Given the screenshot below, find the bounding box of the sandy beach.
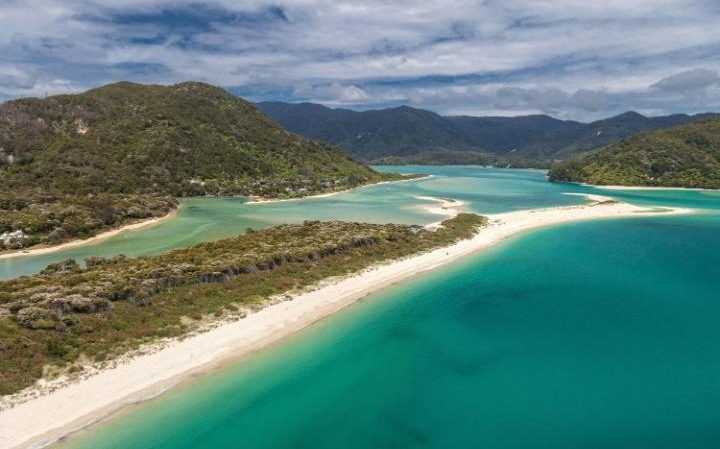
[416,196,466,229]
[590,184,719,192]
[0,208,180,261]
[245,176,427,205]
[0,196,692,449]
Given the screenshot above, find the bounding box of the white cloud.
[294,83,369,103]
[651,68,720,93]
[0,0,719,118]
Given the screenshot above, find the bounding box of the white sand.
[0,208,179,261]
[245,190,343,204]
[415,196,466,229]
[0,197,692,449]
[588,184,719,192]
[245,177,426,205]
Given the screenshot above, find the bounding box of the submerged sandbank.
[0,196,692,449]
[415,196,466,229]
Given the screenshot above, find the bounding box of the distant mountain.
[373,150,501,167]
[549,116,720,188]
[444,114,585,158]
[0,82,391,250]
[257,101,716,164]
[257,102,474,161]
[544,111,718,159]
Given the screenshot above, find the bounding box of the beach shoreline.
[0,197,693,449]
[0,207,180,261]
[245,176,427,205]
[587,184,719,192]
[416,196,466,229]
[0,176,423,261]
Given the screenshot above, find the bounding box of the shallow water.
[5,166,720,448]
[1,167,587,279]
[58,211,720,449]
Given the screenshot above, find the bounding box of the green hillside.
[549,117,720,188]
[0,82,392,250]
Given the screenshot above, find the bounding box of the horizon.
[1,1,719,121]
[4,79,716,124]
[255,98,719,123]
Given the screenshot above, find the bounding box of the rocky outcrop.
[0,147,14,165]
[0,230,26,245]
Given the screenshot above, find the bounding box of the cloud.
[495,87,568,113]
[493,87,611,114]
[570,89,609,112]
[294,82,369,103]
[0,0,719,119]
[651,68,720,94]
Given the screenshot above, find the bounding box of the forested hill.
[1,82,385,197]
[548,116,720,188]
[257,101,715,165]
[0,82,392,250]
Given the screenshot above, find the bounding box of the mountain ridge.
[257,101,716,164]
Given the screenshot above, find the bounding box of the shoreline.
[416,196,466,229]
[245,176,427,205]
[0,198,693,449]
[585,184,720,192]
[0,207,180,261]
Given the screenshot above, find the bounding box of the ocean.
[14,166,720,448]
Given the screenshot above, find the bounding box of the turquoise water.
[5,165,720,447]
[59,212,720,449]
[7,165,716,280]
[1,167,585,280]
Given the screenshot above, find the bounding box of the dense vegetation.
[257,102,715,164]
[373,149,547,168]
[0,194,177,250]
[549,117,720,188]
[0,82,396,250]
[0,214,486,395]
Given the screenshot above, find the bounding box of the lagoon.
[1,167,586,280]
[5,166,720,448]
[59,211,720,449]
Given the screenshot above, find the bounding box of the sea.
[13,166,720,449]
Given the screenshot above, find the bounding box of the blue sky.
[1,0,719,120]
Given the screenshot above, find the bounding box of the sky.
[1,0,719,121]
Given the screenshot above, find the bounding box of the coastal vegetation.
[549,116,720,188]
[0,213,486,396]
[0,194,176,251]
[0,81,399,251]
[373,149,548,168]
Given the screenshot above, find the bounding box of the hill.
[257,101,715,164]
[0,82,392,250]
[257,102,475,160]
[548,117,720,188]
